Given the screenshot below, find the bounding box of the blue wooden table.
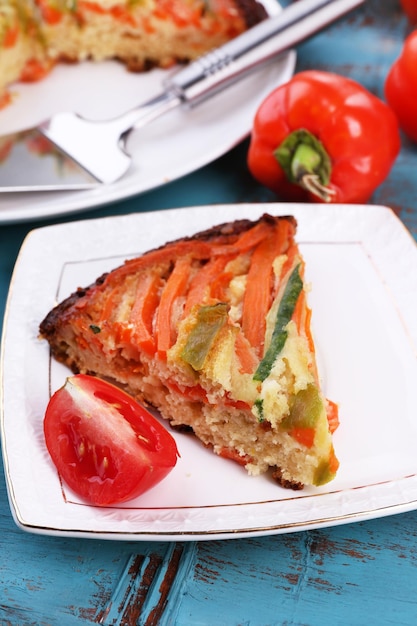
[1,1,417,624]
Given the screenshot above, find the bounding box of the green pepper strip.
[281,384,322,430]
[254,398,265,422]
[253,264,303,382]
[181,303,228,371]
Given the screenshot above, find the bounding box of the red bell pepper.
[247,70,401,204]
[400,0,417,23]
[385,30,417,143]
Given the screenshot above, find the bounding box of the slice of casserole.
[35,0,267,70]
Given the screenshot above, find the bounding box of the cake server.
[0,0,365,192]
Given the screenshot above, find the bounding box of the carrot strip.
[166,380,208,403]
[219,447,253,466]
[278,243,298,286]
[241,220,292,356]
[0,91,12,111]
[130,271,161,355]
[234,332,258,374]
[106,219,295,289]
[292,288,315,353]
[289,427,316,448]
[113,322,134,345]
[36,0,63,24]
[153,0,202,27]
[241,234,275,354]
[210,271,234,301]
[155,256,192,355]
[224,397,251,410]
[212,220,275,256]
[78,1,137,25]
[326,400,340,434]
[226,220,273,252]
[106,240,212,286]
[78,1,106,14]
[291,284,304,330]
[98,286,120,324]
[20,58,54,82]
[328,446,340,474]
[3,24,19,48]
[183,256,232,316]
[303,304,315,355]
[291,278,319,380]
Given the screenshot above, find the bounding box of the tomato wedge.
[44,374,179,506]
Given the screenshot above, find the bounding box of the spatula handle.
[165,0,365,106]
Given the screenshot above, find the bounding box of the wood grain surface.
[1,0,417,624]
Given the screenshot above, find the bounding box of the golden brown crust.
[235,0,269,26]
[39,213,297,346]
[179,214,296,243]
[272,468,304,491]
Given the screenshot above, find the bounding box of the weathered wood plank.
[1,0,417,624]
[170,516,417,625]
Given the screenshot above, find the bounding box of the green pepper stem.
[274,129,335,202]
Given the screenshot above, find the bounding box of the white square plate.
[1,203,417,540]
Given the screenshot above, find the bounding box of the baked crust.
[40,215,297,342]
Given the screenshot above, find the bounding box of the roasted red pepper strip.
[385,30,417,143]
[247,71,401,204]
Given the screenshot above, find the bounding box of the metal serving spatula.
[0,0,364,192]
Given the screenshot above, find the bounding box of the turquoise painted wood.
[2,0,417,624]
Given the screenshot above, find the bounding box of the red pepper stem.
[274,129,335,202]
